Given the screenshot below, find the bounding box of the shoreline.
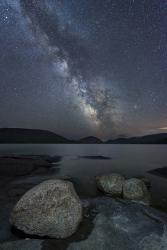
[0,153,167,249]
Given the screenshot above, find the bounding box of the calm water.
[0,144,167,207]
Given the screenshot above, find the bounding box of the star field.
[0,0,167,139]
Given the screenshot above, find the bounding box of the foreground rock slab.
[123,178,151,204]
[0,154,61,177]
[10,179,82,238]
[0,240,43,250]
[68,197,167,250]
[96,174,125,197]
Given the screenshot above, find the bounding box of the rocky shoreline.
[0,154,167,250]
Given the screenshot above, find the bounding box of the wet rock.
[0,154,61,163]
[10,179,82,238]
[0,240,43,250]
[0,200,14,242]
[68,197,167,250]
[96,174,125,197]
[0,154,62,177]
[123,178,151,204]
[0,160,35,177]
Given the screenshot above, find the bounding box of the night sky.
[0,0,167,140]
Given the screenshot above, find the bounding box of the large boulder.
[123,178,151,204]
[10,179,82,238]
[96,174,125,197]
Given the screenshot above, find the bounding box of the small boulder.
[123,178,151,205]
[96,174,125,197]
[135,176,151,189]
[10,179,82,238]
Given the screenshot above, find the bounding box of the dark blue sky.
[0,0,167,139]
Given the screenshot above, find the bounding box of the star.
[0,0,166,139]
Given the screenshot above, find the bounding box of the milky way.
[0,0,167,139]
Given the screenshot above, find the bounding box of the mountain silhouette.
[0,128,167,144]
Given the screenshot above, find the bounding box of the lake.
[0,144,167,208]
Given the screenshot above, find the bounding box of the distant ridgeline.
[0,128,167,144]
[0,128,70,144]
[106,133,167,144]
